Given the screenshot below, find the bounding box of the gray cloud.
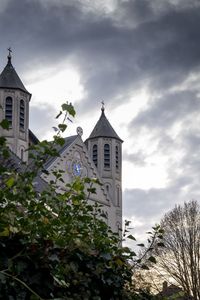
[123,173,199,221]
[1,0,200,237]
[1,0,200,112]
[178,131,200,178]
[29,104,57,139]
[123,174,200,243]
[123,150,147,166]
[130,90,200,132]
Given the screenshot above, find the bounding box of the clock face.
[73,162,81,176]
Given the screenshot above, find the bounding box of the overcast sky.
[1,0,200,242]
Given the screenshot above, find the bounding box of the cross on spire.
[101,100,105,112]
[7,47,12,64]
[7,47,12,58]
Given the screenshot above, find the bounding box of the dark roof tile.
[0,56,30,94]
[86,108,122,142]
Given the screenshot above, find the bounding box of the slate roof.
[29,129,40,145]
[0,149,23,173]
[86,108,122,142]
[0,149,48,193]
[44,135,78,169]
[0,56,30,94]
[0,134,77,192]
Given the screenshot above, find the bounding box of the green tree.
[0,103,163,299]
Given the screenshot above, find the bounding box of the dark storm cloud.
[1,0,200,235]
[123,173,200,242]
[178,130,200,176]
[126,89,200,174]
[124,90,200,230]
[1,0,200,112]
[123,173,198,221]
[77,2,200,110]
[117,0,154,23]
[129,90,200,133]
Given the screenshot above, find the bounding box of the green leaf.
[84,177,91,184]
[148,256,156,264]
[58,124,67,132]
[61,102,76,117]
[56,111,62,119]
[157,242,165,247]
[0,119,9,130]
[158,234,163,239]
[125,220,131,226]
[0,136,6,145]
[72,199,80,206]
[115,258,124,266]
[54,136,65,146]
[122,247,131,253]
[141,264,149,270]
[127,234,136,241]
[0,227,10,236]
[137,243,145,247]
[2,148,10,158]
[87,187,96,194]
[6,176,15,188]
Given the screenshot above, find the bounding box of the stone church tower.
[85,105,123,230]
[0,52,123,232]
[0,52,31,161]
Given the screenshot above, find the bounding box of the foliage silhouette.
[0,103,163,299]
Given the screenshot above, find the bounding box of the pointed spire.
[0,49,30,95]
[86,104,123,142]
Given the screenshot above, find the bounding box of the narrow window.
[20,100,25,129]
[116,145,119,170]
[92,144,98,166]
[116,222,121,234]
[117,186,120,207]
[5,97,13,126]
[104,144,110,168]
[21,148,24,161]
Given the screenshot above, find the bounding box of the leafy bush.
[0,103,163,299]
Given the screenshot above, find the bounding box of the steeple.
[85,104,123,233]
[0,49,30,94]
[0,50,31,162]
[87,104,122,142]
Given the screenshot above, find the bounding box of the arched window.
[116,145,119,170]
[117,186,120,207]
[92,144,98,166]
[20,99,25,129]
[116,222,121,234]
[104,144,110,168]
[21,148,24,161]
[5,97,13,126]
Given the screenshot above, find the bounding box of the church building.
[0,52,123,233]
